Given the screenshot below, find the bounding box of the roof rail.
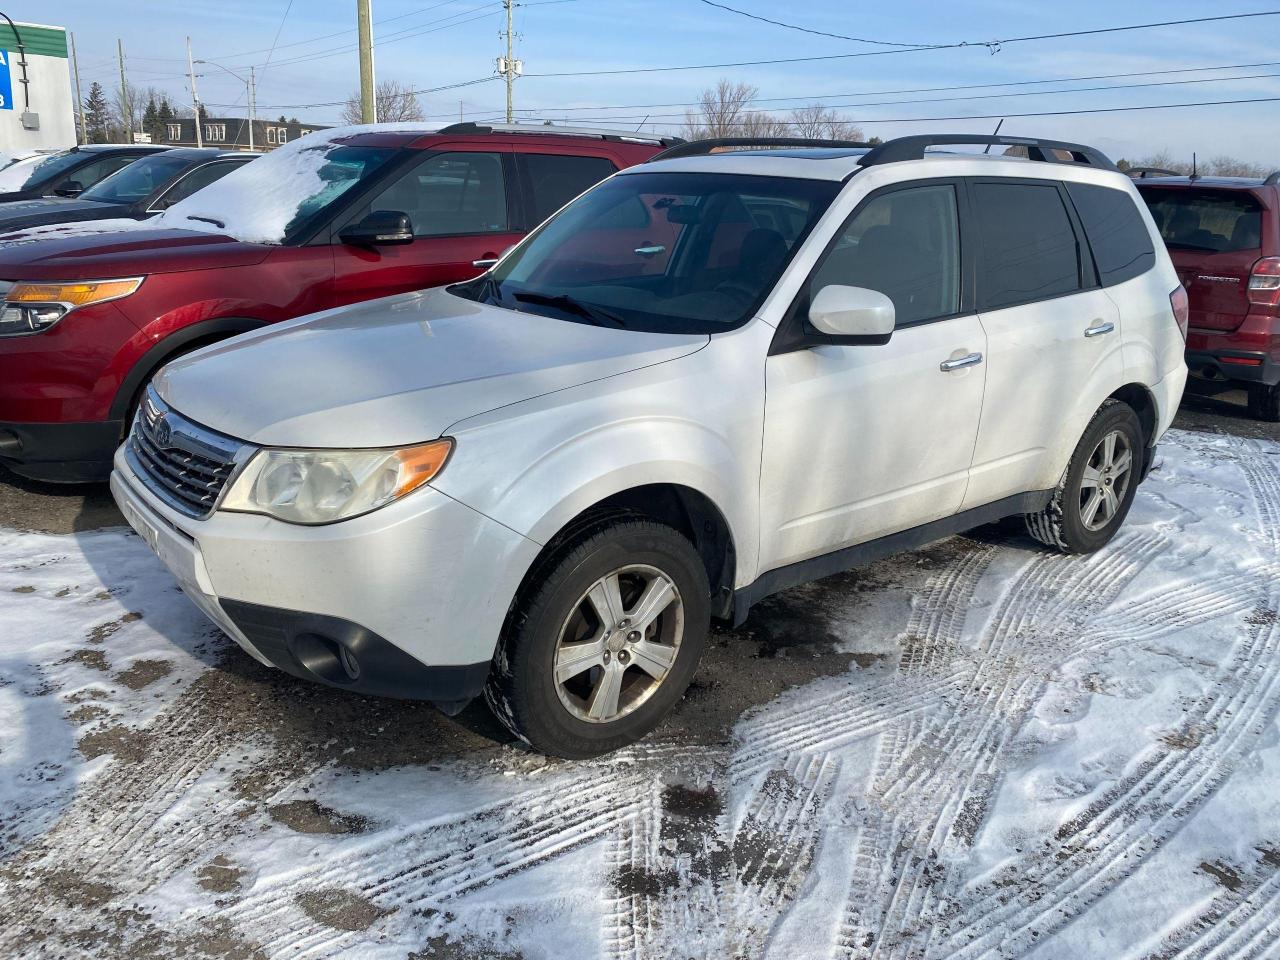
[435,121,683,147]
[1126,166,1181,179]
[646,136,873,164]
[856,134,1118,171]
[1266,171,1280,186]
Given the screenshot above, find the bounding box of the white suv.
[111,134,1188,758]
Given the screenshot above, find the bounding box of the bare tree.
[787,103,863,141]
[682,79,790,139]
[341,79,426,125]
[1205,155,1271,178]
[112,81,141,142]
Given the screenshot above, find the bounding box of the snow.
[0,153,52,191]
[151,123,436,245]
[1,428,1278,958]
[0,218,146,246]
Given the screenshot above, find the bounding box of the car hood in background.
[0,197,130,234]
[155,287,709,448]
[0,227,273,277]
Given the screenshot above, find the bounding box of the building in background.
[0,21,74,152]
[157,117,329,151]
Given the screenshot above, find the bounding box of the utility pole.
[117,38,131,142]
[69,32,85,144]
[187,37,203,147]
[497,0,521,123]
[357,0,376,123]
[248,65,256,150]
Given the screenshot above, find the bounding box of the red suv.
[0,124,677,481]
[1135,172,1280,420]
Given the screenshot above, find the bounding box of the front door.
[760,182,987,571]
[329,148,524,307]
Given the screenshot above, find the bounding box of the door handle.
[1084,320,1115,338]
[472,255,499,269]
[940,352,983,372]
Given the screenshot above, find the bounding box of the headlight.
[0,277,143,337]
[220,439,453,524]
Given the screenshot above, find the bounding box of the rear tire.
[484,520,709,759]
[1247,381,1280,422]
[1025,399,1144,554]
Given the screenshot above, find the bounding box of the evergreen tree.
[83,82,111,144]
[143,95,159,143]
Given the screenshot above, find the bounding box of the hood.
[0,197,127,234]
[0,227,273,279]
[155,287,708,447]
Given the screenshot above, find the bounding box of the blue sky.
[33,0,1280,164]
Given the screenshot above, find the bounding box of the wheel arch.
[1107,381,1159,452]
[108,316,268,425]
[515,482,739,621]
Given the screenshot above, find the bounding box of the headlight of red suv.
[0,277,144,337]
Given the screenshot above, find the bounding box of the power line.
[693,0,926,47]
[525,10,1280,77]
[496,68,1280,124]
[259,0,296,79]
[227,75,499,112]
[486,59,1280,115]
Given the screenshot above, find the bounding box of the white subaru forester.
[112,133,1188,758]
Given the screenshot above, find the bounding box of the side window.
[59,155,134,192]
[153,161,247,209]
[809,183,961,326]
[368,152,508,237]
[519,153,617,224]
[1066,182,1155,286]
[973,181,1081,311]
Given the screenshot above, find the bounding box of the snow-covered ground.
[0,428,1277,959]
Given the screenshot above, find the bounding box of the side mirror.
[339,210,414,247]
[808,284,895,344]
[54,180,84,198]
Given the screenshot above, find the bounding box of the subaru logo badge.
[153,414,173,449]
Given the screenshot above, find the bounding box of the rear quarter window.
[1065,182,1156,286]
[1138,187,1264,254]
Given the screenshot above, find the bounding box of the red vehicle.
[1135,172,1280,420]
[0,124,677,481]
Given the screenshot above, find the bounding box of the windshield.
[81,153,196,204]
[154,141,398,244]
[1139,187,1264,253]
[452,171,839,334]
[0,150,81,192]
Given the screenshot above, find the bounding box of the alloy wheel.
[1079,428,1133,532]
[553,564,684,723]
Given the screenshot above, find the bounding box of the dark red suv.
[1136,172,1280,420]
[0,124,677,481]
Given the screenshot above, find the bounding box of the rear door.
[1138,186,1263,332]
[516,151,619,228]
[963,178,1125,509]
[329,146,524,306]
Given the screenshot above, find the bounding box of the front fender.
[431,329,768,587]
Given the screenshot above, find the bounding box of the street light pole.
[195,59,256,150]
[187,37,203,147]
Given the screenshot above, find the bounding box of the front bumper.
[0,419,123,482]
[110,448,540,701]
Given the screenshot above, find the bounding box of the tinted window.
[153,159,250,208]
[810,184,960,326]
[521,154,617,224]
[1138,187,1263,253]
[55,155,137,193]
[81,153,196,203]
[369,152,507,237]
[1066,182,1155,286]
[973,181,1081,310]
[452,171,838,334]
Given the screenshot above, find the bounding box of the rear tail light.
[1169,285,1189,340]
[1249,257,1280,307]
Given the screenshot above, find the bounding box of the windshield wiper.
[186,214,226,228]
[512,291,627,328]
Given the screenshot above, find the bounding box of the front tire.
[1025,399,1144,554]
[485,520,710,759]
[1247,381,1280,422]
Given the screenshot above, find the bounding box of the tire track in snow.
[834,532,1164,959]
[1140,845,1280,960]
